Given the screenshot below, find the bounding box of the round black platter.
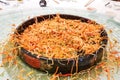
[15,14,108,75]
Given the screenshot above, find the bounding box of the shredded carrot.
[54,66,59,75]
[50,66,59,80]
[26,71,34,76]
[50,74,59,80]
[104,67,111,80]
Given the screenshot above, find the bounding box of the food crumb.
[0,8,2,10]
[11,24,16,27]
[28,16,30,19]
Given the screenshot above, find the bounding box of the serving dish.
[14,14,108,75]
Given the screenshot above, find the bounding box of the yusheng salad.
[13,15,107,59]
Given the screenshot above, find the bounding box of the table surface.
[0,0,120,19]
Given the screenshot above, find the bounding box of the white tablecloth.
[0,0,120,18]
